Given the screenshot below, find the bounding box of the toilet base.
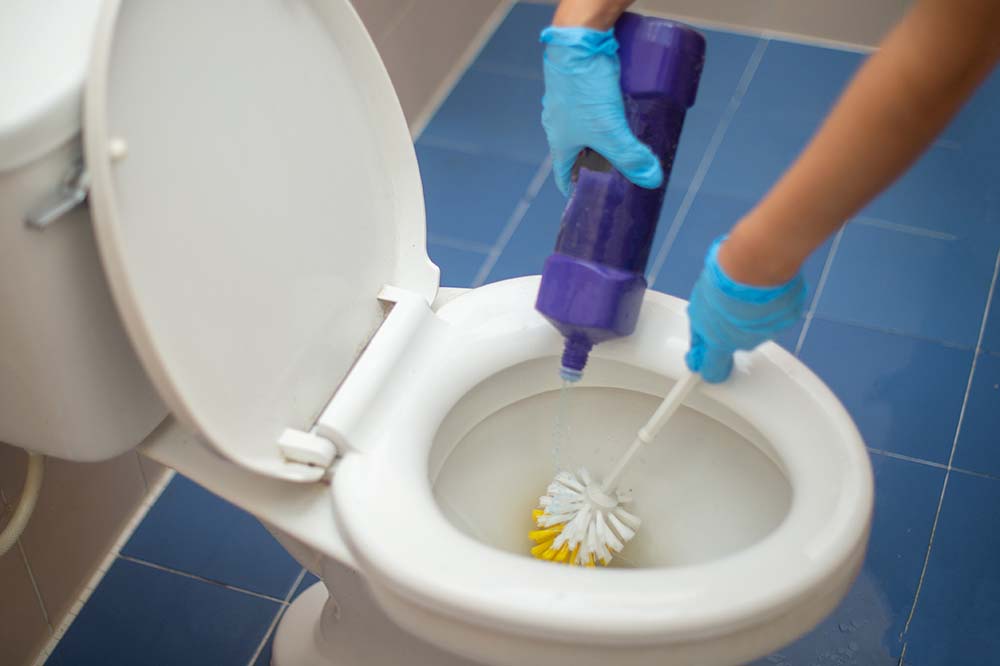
[271,572,480,666]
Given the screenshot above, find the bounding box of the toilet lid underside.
[84,0,437,482]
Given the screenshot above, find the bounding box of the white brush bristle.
[531,467,642,566]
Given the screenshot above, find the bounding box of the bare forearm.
[722,0,1000,285]
[553,0,633,29]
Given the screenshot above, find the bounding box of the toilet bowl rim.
[329,280,875,642]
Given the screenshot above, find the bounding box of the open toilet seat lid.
[84,0,438,481]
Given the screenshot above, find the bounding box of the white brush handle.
[601,371,700,492]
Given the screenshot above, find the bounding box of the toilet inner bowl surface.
[432,358,792,569]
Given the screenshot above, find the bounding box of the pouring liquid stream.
[551,379,574,472]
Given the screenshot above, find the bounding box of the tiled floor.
[47,3,1000,665]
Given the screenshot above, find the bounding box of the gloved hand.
[540,26,663,196]
[686,237,807,383]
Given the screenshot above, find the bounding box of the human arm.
[721,0,1000,285]
[552,0,633,30]
[687,0,1000,382]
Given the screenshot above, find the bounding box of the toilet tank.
[0,0,166,460]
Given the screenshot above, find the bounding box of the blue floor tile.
[429,242,488,288]
[857,143,1000,246]
[485,176,562,282]
[651,191,751,297]
[750,452,943,665]
[701,41,864,200]
[739,40,865,120]
[420,68,546,163]
[774,319,803,353]
[904,471,1000,665]
[817,222,996,348]
[253,622,279,666]
[692,30,763,114]
[650,190,831,300]
[122,476,302,599]
[953,352,1000,477]
[48,558,279,666]
[799,319,972,464]
[472,2,553,79]
[665,107,719,191]
[940,66,1000,153]
[665,31,762,188]
[642,183,687,281]
[699,105,813,201]
[416,143,539,246]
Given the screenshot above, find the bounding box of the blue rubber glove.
[686,238,807,383]
[540,27,663,196]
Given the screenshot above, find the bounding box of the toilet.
[1,2,874,666]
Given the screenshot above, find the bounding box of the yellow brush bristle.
[530,539,555,557]
[530,509,608,567]
[529,526,562,541]
[529,512,565,562]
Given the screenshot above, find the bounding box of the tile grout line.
[472,155,552,286]
[18,539,52,631]
[866,448,1000,481]
[416,134,545,166]
[245,567,309,666]
[804,311,979,352]
[117,554,291,605]
[31,467,176,666]
[0,486,53,632]
[899,244,1000,647]
[427,234,494,254]
[866,448,950,472]
[851,216,958,241]
[794,227,845,356]
[947,465,1000,482]
[645,37,769,287]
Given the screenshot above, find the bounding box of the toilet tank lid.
[84,0,438,482]
[0,0,105,172]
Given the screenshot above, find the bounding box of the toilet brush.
[530,371,700,567]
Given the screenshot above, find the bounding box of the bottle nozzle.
[560,337,592,383]
[559,366,583,383]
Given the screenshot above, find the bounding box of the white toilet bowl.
[3,1,873,664]
[143,275,872,666]
[307,277,874,666]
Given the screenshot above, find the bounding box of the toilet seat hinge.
[278,429,337,470]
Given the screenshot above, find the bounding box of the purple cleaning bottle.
[535,13,705,381]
